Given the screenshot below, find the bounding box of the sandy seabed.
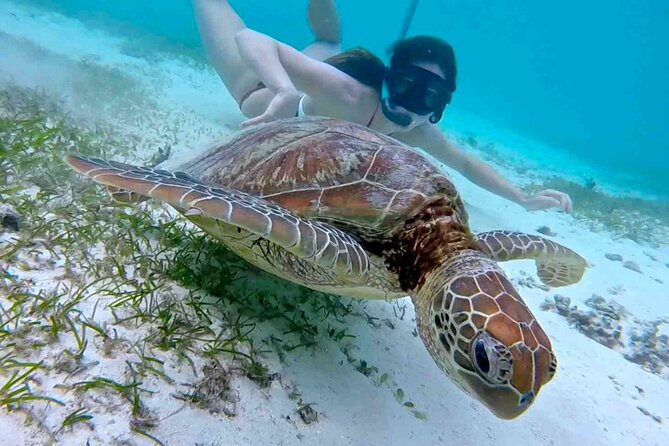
[1,1,668,445]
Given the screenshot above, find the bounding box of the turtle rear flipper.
[475,230,586,287]
[65,154,370,281]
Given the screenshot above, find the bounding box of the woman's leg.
[302,0,342,60]
[193,0,342,117]
[192,0,261,105]
[235,0,344,118]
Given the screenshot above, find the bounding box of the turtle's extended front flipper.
[105,185,149,204]
[475,230,586,287]
[65,155,370,281]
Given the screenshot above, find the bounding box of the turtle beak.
[459,372,536,419]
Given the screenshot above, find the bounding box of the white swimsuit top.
[296,95,307,117]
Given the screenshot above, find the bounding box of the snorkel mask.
[382,64,453,127]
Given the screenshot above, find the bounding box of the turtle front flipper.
[475,230,586,287]
[64,155,370,281]
[106,185,150,204]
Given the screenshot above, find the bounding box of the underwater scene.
[0,1,667,445]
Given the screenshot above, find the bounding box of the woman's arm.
[234,28,364,125]
[235,29,301,96]
[397,124,573,212]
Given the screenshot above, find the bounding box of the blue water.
[23,0,669,198]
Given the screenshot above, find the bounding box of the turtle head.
[413,249,557,420]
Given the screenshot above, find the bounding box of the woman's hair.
[323,48,386,94]
[323,37,457,95]
[387,35,457,93]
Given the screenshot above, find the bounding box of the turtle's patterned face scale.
[417,250,557,420]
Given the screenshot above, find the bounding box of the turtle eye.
[548,352,558,379]
[473,338,490,374]
[470,333,513,384]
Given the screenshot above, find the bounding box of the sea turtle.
[65,117,586,419]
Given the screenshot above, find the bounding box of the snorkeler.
[192,0,573,213]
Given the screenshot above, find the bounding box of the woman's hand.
[240,89,302,128]
[520,189,573,213]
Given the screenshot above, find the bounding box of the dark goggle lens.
[391,76,415,95]
[385,65,452,115]
[424,86,448,110]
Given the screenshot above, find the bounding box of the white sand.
[1,1,668,445]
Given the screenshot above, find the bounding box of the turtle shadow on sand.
[163,231,395,416]
[166,231,368,357]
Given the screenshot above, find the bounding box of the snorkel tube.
[381,96,413,127]
[381,0,421,128]
[399,0,420,41]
